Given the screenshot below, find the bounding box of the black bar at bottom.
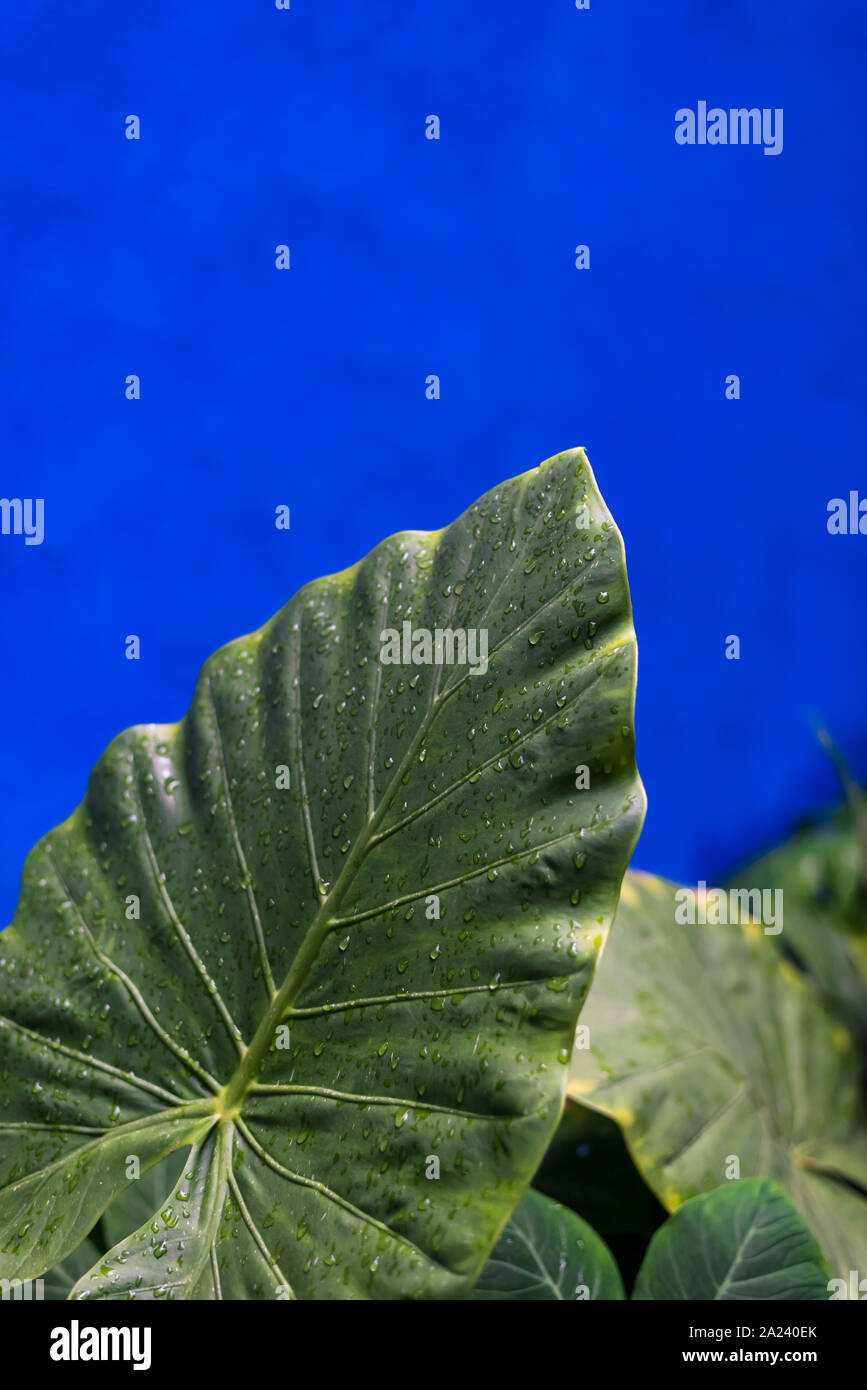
[5,1294,863,1376]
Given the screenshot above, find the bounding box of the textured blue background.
[1,1,865,926]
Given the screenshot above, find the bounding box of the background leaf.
[569,871,867,1290]
[728,800,867,1050]
[0,448,644,1300]
[632,1179,831,1301]
[469,1187,625,1300]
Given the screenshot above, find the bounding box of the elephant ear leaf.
[469,1187,625,1300]
[0,447,643,1300]
[632,1179,831,1301]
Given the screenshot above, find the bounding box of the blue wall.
[1,0,865,924]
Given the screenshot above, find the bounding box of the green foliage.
[569,869,867,1292]
[728,799,867,1049]
[3,444,865,1303]
[0,449,643,1300]
[475,1181,830,1301]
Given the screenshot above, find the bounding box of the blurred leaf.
[810,719,867,919]
[569,870,867,1288]
[470,1188,625,1300]
[633,1179,830,1301]
[728,801,867,1048]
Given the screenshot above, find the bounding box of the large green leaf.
[469,1187,625,1299]
[632,1179,830,1301]
[569,871,867,1292]
[0,447,644,1300]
